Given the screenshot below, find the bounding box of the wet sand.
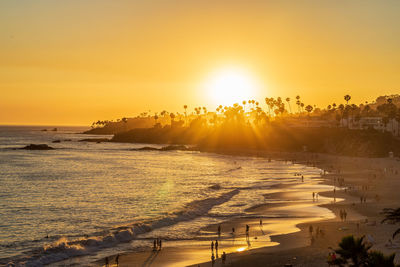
[99,152,400,266]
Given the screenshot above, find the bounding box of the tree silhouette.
[305,105,313,114]
[381,208,400,238]
[183,105,188,125]
[286,97,292,113]
[170,113,175,125]
[154,114,159,126]
[344,94,351,105]
[334,235,371,266]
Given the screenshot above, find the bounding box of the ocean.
[0,126,334,266]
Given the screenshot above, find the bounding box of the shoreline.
[192,152,400,266]
[77,150,400,267]
[91,151,345,267]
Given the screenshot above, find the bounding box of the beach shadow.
[142,250,159,267]
[247,238,251,248]
[259,225,266,235]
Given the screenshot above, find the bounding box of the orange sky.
[1,1,400,125]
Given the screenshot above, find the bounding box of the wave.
[2,190,239,266]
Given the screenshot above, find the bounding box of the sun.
[204,67,260,107]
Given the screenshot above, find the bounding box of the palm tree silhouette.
[334,235,371,266]
[183,105,188,125]
[344,94,351,105]
[285,97,292,113]
[169,113,175,125]
[381,208,400,238]
[154,114,159,126]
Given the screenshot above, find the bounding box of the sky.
[1,0,400,125]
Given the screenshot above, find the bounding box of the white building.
[342,117,399,136]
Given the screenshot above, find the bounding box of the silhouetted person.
[211,253,215,266]
[260,219,263,226]
[115,254,119,266]
[211,241,214,251]
[218,225,221,237]
[246,224,249,238]
[301,175,304,182]
[158,239,162,250]
[215,240,218,251]
[153,239,157,251]
[222,251,226,265]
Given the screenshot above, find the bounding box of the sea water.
[0,126,333,266]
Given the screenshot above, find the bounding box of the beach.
[101,152,400,267]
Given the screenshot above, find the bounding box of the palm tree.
[334,235,371,267]
[154,114,159,126]
[344,94,351,105]
[305,105,313,114]
[286,97,292,113]
[183,105,188,126]
[367,251,397,267]
[169,113,175,125]
[381,208,400,238]
[242,100,247,112]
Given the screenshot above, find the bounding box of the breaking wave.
[3,190,239,266]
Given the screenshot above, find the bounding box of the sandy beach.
[97,152,400,267]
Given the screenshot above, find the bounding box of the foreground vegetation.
[330,235,398,267]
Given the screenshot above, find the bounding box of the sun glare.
[204,67,260,107]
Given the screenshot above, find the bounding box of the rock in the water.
[79,138,110,143]
[160,145,188,151]
[133,146,159,151]
[22,144,54,150]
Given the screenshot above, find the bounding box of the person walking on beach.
[211,241,214,251]
[260,219,263,226]
[246,224,250,239]
[153,239,157,251]
[215,240,219,252]
[115,254,119,267]
[312,192,315,201]
[301,175,304,182]
[232,227,235,235]
[158,239,162,250]
[222,251,226,265]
